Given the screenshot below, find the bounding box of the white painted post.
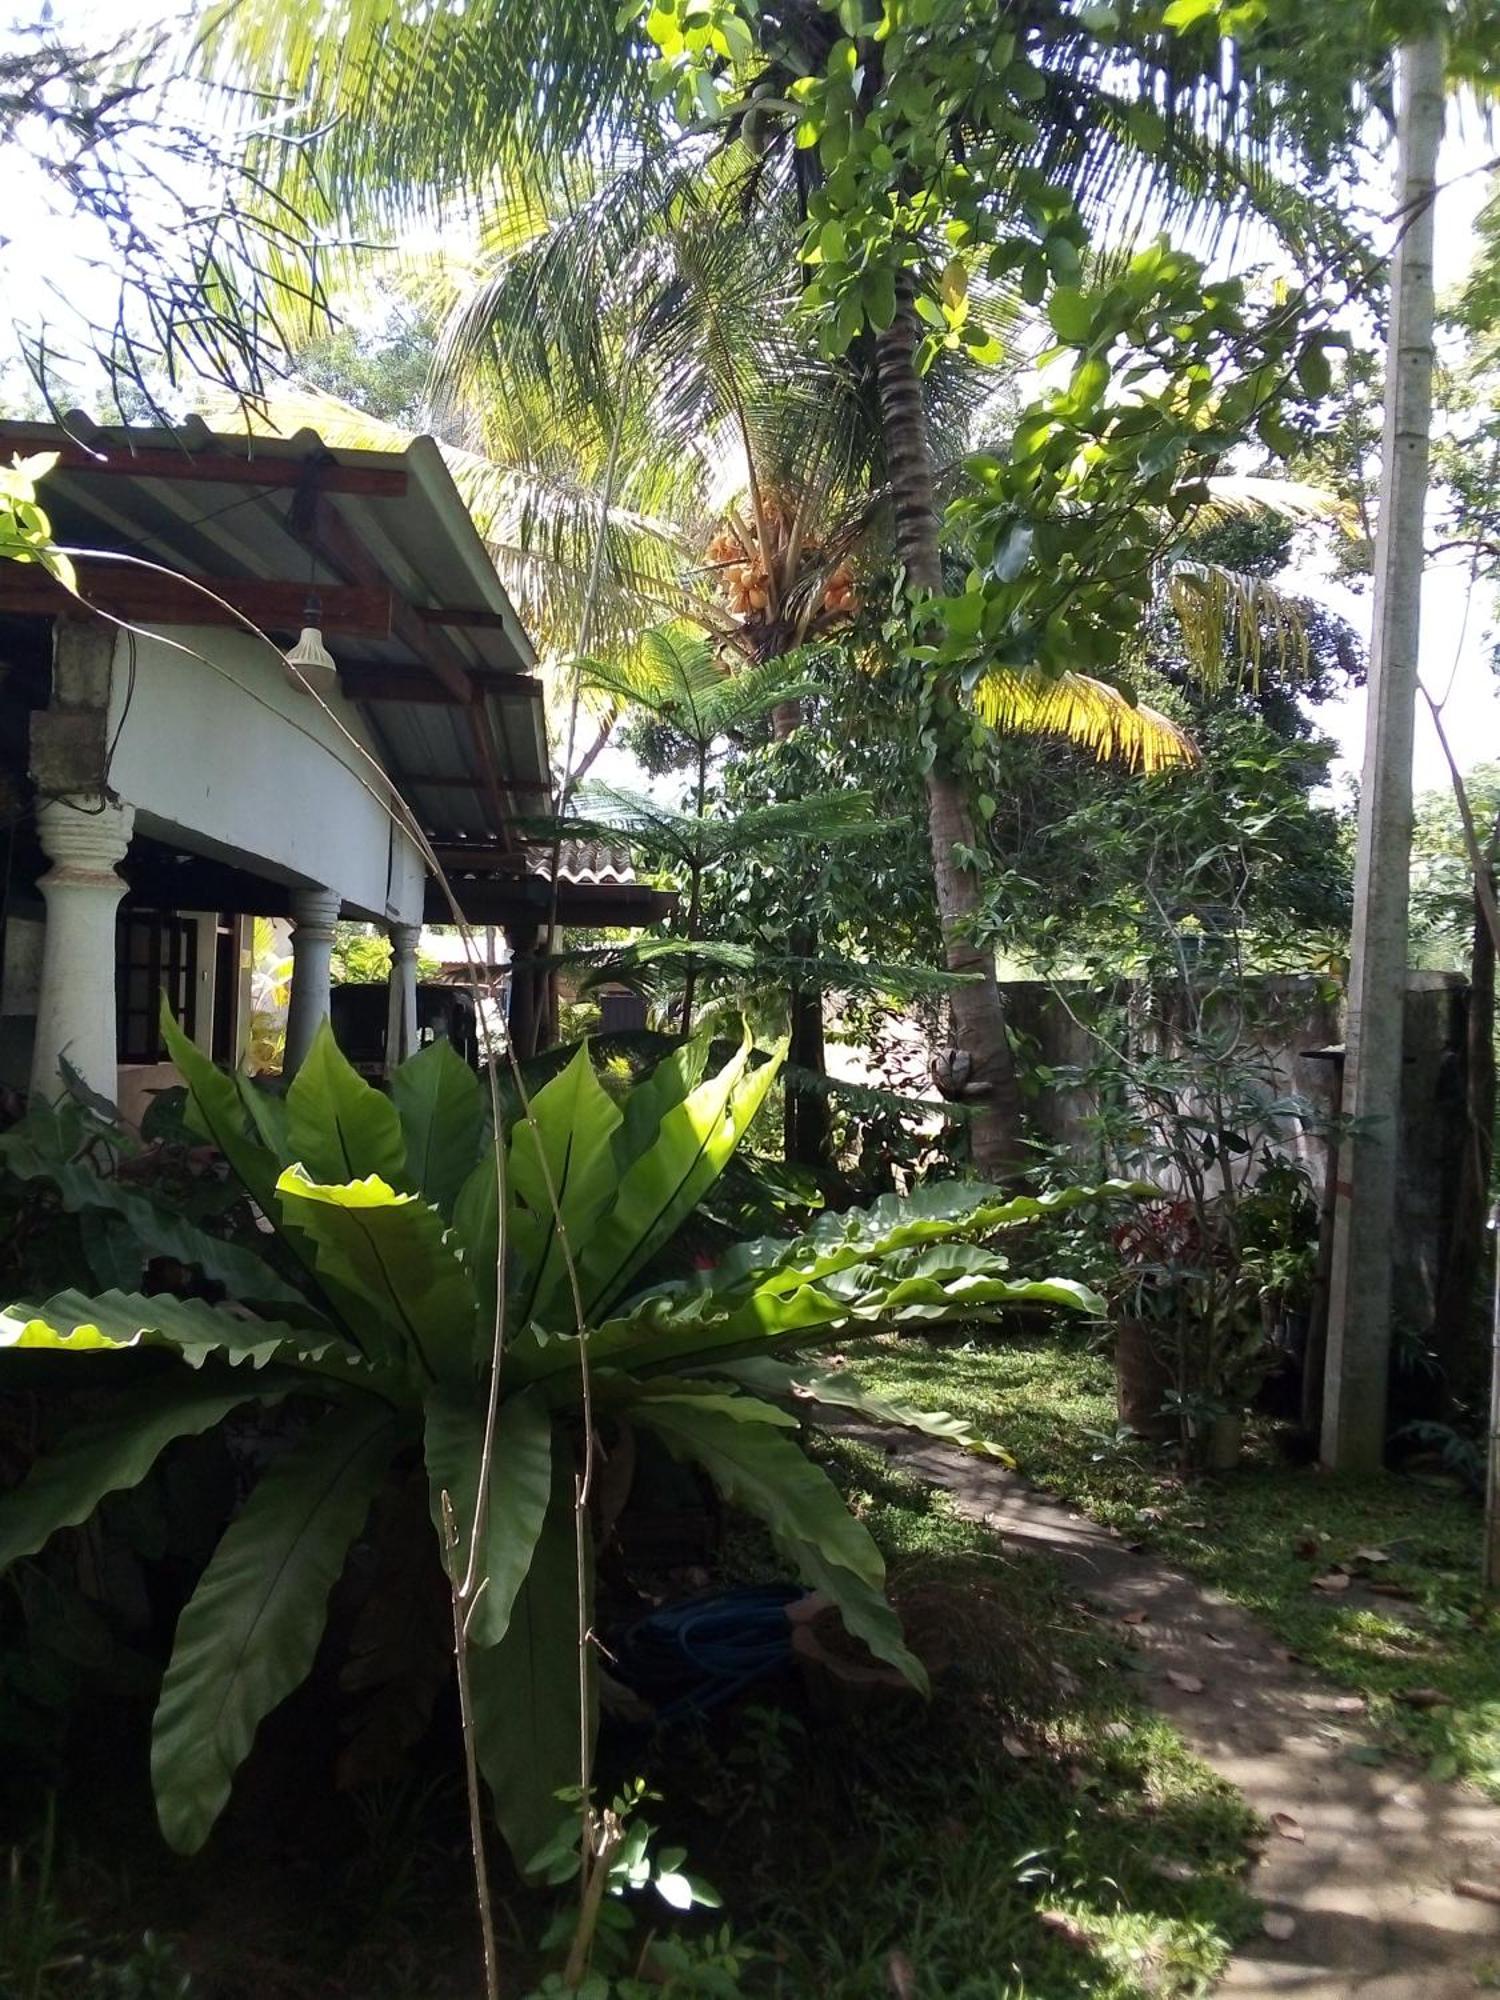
[29,794,134,1107]
[284,886,340,1077]
[386,921,421,1073]
[1321,34,1446,1472]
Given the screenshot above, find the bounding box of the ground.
[8,1326,1499,1997]
[854,1326,1500,1795]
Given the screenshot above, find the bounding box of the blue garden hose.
[613,1584,804,1720]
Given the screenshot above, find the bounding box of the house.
[0,415,672,1116]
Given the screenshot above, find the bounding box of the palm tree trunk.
[873,276,1026,1178]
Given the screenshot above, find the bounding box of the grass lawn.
[653,1442,1258,1999]
[854,1328,1500,1796]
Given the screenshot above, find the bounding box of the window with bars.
[116,912,196,1063]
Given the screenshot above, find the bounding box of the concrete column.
[30,794,134,1106]
[385,921,421,1073]
[284,886,340,1077]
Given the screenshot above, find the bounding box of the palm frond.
[971,670,1196,775]
[1167,562,1312,686]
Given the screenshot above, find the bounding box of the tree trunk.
[770,694,833,1171]
[1320,33,1445,1471]
[873,277,1026,1177]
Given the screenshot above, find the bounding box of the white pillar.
[385,921,421,1073]
[30,794,134,1107]
[284,886,340,1078]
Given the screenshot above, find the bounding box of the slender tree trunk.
[770,693,833,1170]
[679,748,708,1037]
[1321,34,1444,1470]
[873,277,1026,1177]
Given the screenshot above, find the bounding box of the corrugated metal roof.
[0,413,552,852]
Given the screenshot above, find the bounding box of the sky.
[0,8,1495,802]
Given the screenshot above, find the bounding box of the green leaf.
[453,1151,501,1328]
[583,1032,785,1319]
[285,1021,407,1187]
[423,1392,553,1648]
[0,1374,287,1574]
[469,1453,593,1872]
[613,1038,711,1174]
[508,1042,624,1329]
[633,1394,925,1689]
[160,1005,280,1214]
[152,1403,401,1853]
[0,1288,371,1386]
[716,1356,992,1449]
[1162,0,1221,25]
[390,1038,485,1217]
[234,1074,291,1163]
[1047,286,1095,345]
[0,1145,309,1313]
[276,1169,478,1386]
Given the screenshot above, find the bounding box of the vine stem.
[443,1489,501,2000]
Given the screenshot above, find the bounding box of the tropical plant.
[0,1009,1118,1871]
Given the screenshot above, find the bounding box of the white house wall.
[105,624,426,925]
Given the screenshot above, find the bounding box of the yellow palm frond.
[972,669,1197,773]
[1168,559,1311,687]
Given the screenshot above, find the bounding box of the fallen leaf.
[1454,1880,1500,1907]
[1166,1670,1205,1693]
[1038,1911,1092,1951]
[1396,1686,1451,1709]
[1329,1694,1366,1714]
[1119,1608,1150,1626]
[886,1948,917,1999]
[1001,1732,1033,1760]
[1179,1517,1208,1529]
[1270,1812,1305,1842]
[1312,1572,1351,1594]
[1203,1631,1232,1648]
[1352,1546,1392,1565]
[1261,1910,1296,1941]
[1103,1720,1131,1741]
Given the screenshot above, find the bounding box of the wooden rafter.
[0,561,392,636]
[0,431,409,498]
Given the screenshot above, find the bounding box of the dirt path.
[876,1431,1500,1997]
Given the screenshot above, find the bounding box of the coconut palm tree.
[197,0,1383,1171]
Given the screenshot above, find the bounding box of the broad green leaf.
[1,1288,380,1390]
[612,1036,711,1173]
[715,1356,990,1449]
[285,1021,407,1187]
[160,1006,280,1214]
[515,1264,1103,1389]
[583,1033,785,1318]
[390,1038,484,1216]
[152,1403,401,1852]
[0,1145,310,1314]
[423,1391,553,1647]
[235,1073,291,1163]
[469,1454,594,1873]
[0,1374,288,1574]
[453,1151,501,1328]
[508,1042,623,1328]
[277,1168,478,1386]
[633,1395,925,1689]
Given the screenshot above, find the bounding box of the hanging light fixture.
[284,583,339,698]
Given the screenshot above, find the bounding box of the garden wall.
[1001,970,1471,1349]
